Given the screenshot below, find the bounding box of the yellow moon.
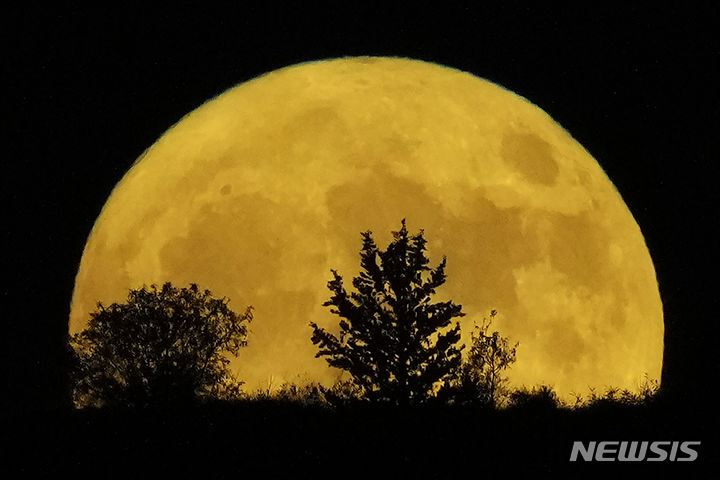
[70,57,663,399]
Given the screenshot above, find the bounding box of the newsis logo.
[570,441,700,462]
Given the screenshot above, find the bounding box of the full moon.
[70,57,663,399]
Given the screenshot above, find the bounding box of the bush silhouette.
[508,385,560,411]
[578,376,660,409]
[310,220,465,405]
[69,282,253,408]
[439,309,518,407]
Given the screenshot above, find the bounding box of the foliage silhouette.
[69,282,252,408]
[576,375,660,409]
[438,309,518,407]
[508,384,560,410]
[245,380,366,408]
[310,220,465,405]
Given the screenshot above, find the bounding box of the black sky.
[4,4,719,419]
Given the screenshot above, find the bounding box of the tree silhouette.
[69,282,252,408]
[310,220,465,405]
[439,310,518,407]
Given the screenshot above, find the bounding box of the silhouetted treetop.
[310,219,465,405]
[70,282,252,408]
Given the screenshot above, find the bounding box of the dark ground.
[7,397,715,476]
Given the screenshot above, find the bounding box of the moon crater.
[502,130,560,186]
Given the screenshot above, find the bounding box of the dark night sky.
[4,3,719,422]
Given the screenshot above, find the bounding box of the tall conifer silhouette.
[311,220,465,405]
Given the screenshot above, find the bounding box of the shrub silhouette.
[310,220,465,405]
[69,282,253,408]
[264,382,327,405]
[508,385,560,410]
[578,376,660,409]
[244,379,369,408]
[319,379,366,407]
[439,309,518,407]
